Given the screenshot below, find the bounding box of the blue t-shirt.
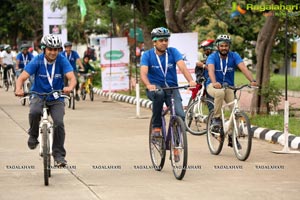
[140,47,183,87]
[16,52,34,69]
[206,51,243,86]
[24,53,73,101]
[60,50,80,72]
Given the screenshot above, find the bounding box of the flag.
[78,0,87,22]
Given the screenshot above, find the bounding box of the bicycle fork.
[38,108,54,156]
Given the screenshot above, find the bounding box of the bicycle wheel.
[42,124,50,186]
[206,111,224,155]
[170,116,187,180]
[0,69,3,88]
[89,85,94,101]
[232,111,252,161]
[149,117,166,171]
[11,73,16,92]
[81,88,86,100]
[185,98,214,135]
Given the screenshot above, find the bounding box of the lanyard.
[22,54,28,66]
[154,48,169,86]
[219,53,228,81]
[44,58,56,89]
[65,52,72,61]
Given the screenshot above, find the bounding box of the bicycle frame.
[220,97,239,135]
[39,101,54,156]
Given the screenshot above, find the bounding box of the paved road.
[0,89,299,200]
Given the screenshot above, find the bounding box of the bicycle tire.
[4,80,9,91]
[185,98,214,136]
[170,116,188,180]
[11,73,16,92]
[89,85,94,101]
[72,93,75,109]
[42,124,50,186]
[81,88,86,100]
[206,111,224,155]
[149,117,166,171]
[232,111,252,161]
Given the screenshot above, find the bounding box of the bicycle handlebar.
[222,83,258,91]
[160,85,191,91]
[23,90,70,99]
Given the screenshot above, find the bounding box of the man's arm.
[64,71,77,94]
[15,59,20,70]
[207,63,221,89]
[140,65,156,91]
[237,62,257,86]
[15,71,30,96]
[76,58,84,70]
[176,60,196,87]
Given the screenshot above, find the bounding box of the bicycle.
[0,66,4,88]
[206,84,256,161]
[149,85,189,180]
[68,88,76,110]
[3,65,16,92]
[80,72,95,101]
[184,77,214,135]
[21,90,69,186]
[16,69,31,106]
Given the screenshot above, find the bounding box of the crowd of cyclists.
[1,28,257,168]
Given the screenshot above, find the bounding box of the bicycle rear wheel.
[185,98,214,136]
[42,124,50,186]
[89,85,94,101]
[149,118,166,171]
[170,116,187,180]
[206,111,224,155]
[233,111,252,161]
[81,88,86,100]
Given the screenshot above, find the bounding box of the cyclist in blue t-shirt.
[15,44,34,79]
[61,41,84,101]
[140,27,196,138]
[15,34,76,167]
[206,34,257,147]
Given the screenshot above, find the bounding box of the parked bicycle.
[185,77,214,135]
[21,90,69,186]
[206,84,257,161]
[79,72,95,101]
[149,85,189,180]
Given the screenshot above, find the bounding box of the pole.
[108,0,114,101]
[273,0,299,154]
[133,0,141,118]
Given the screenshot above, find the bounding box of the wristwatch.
[251,80,256,82]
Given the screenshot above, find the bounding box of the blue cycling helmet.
[151,27,170,41]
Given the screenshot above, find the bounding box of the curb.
[94,88,300,150]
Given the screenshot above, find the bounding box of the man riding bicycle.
[0,45,16,84]
[15,34,76,167]
[61,41,84,101]
[16,44,34,76]
[140,27,196,138]
[79,55,95,91]
[206,34,257,147]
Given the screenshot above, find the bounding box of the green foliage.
[259,81,283,113]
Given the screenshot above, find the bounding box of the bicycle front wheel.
[89,85,94,101]
[185,98,214,136]
[170,116,188,180]
[233,111,252,161]
[206,111,224,155]
[11,73,16,92]
[42,124,50,186]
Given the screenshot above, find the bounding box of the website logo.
[231,2,247,18]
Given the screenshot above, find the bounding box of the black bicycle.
[149,85,189,180]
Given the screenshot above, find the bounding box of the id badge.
[53,92,59,99]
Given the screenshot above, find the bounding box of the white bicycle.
[22,90,69,186]
[206,84,257,161]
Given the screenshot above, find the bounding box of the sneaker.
[211,117,222,132]
[228,135,242,149]
[54,157,67,167]
[173,149,180,163]
[151,128,162,143]
[75,94,80,101]
[27,135,39,150]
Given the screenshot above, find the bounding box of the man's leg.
[48,101,66,164]
[146,86,165,130]
[28,97,43,149]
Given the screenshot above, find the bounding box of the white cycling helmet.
[216,34,231,45]
[40,34,62,49]
[151,27,170,41]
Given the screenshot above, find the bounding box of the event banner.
[169,32,198,106]
[100,37,130,91]
[43,0,68,45]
